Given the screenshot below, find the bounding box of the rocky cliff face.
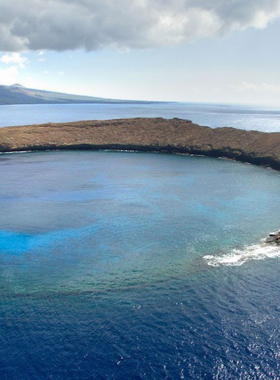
[0,117,280,171]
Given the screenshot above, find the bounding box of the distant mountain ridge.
[0,84,154,105]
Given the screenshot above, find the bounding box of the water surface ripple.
[1,151,280,379]
[1,102,280,131]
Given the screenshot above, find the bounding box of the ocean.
[1,101,280,132]
[1,103,280,379]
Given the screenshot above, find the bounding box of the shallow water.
[1,151,280,378]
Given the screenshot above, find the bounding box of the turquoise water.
[1,102,280,131]
[1,151,280,378]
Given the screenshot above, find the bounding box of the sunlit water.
[1,151,280,378]
[1,102,280,131]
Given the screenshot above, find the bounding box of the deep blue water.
[1,102,280,131]
[1,151,280,379]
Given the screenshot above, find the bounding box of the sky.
[1,0,280,105]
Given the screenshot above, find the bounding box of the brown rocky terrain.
[0,117,280,171]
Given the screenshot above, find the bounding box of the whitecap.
[204,242,280,267]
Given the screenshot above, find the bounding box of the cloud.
[37,51,45,62]
[0,66,19,84]
[0,0,280,52]
[262,83,280,93]
[0,52,28,68]
[228,81,280,94]
[0,53,28,85]
[58,71,65,76]
[228,81,258,92]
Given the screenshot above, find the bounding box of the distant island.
[0,117,280,171]
[0,84,159,105]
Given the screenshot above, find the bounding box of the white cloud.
[262,82,280,93]
[0,53,28,85]
[0,53,28,68]
[228,81,258,92]
[0,0,279,52]
[37,51,45,61]
[58,71,65,76]
[228,81,280,94]
[0,66,19,84]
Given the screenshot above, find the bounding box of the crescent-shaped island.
[0,117,280,171]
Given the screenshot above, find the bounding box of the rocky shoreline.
[0,117,280,171]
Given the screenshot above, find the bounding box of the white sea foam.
[204,242,280,267]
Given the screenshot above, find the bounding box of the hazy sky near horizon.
[0,0,280,105]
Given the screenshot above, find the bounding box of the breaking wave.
[204,242,280,267]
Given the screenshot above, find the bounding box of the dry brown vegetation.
[0,117,280,170]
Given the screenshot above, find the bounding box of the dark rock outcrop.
[265,231,280,244]
[0,117,280,171]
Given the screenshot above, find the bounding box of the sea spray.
[204,241,280,267]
